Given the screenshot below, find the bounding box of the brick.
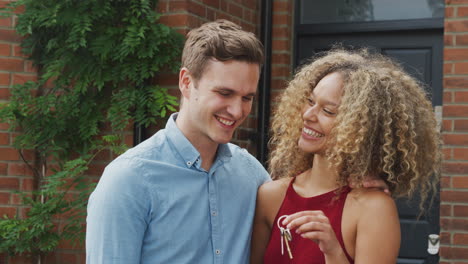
[0,177,19,189]
[443,134,468,145]
[57,252,77,263]
[0,132,8,145]
[0,73,10,86]
[440,204,452,217]
[201,0,219,9]
[446,20,468,32]
[159,13,190,28]
[0,43,10,56]
[440,217,468,231]
[446,6,455,18]
[441,175,451,188]
[0,192,10,204]
[12,73,37,85]
[8,255,34,264]
[21,177,34,191]
[10,193,22,205]
[7,162,33,176]
[271,53,291,65]
[86,163,106,176]
[444,105,468,117]
[444,34,454,46]
[0,88,11,100]
[444,77,468,89]
[205,8,214,20]
[272,39,290,52]
[442,120,453,132]
[443,162,468,174]
[454,205,468,217]
[12,44,28,58]
[243,8,252,22]
[454,120,468,131]
[443,91,453,103]
[454,91,468,103]
[0,147,19,161]
[0,207,16,218]
[24,60,37,73]
[272,26,291,39]
[456,35,468,45]
[445,49,468,61]
[0,162,6,175]
[454,148,468,159]
[0,58,24,72]
[273,1,290,13]
[453,176,468,188]
[455,62,468,75]
[0,29,20,42]
[459,7,468,17]
[228,3,243,18]
[273,13,290,25]
[155,73,178,86]
[442,147,452,159]
[440,246,468,259]
[271,65,290,78]
[440,231,451,244]
[443,62,453,74]
[441,190,468,202]
[0,17,11,27]
[242,0,256,10]
[446,0,468,4]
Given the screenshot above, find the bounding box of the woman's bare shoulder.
[348,188,397,216]
[257,177,292,225]
[258,177,290,197]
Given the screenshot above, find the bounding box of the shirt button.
[215,249,221,255]
[187,161,192,166]
[211,211,217,216]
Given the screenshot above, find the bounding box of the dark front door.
[294,1,444,262]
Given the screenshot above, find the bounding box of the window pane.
[300,0,444,24]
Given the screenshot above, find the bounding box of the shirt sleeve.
[86,160,151,264]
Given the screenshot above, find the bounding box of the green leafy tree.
[0,0,182,261]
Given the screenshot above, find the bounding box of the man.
[86,20,269,263]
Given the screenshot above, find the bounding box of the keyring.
[277,215,293,259]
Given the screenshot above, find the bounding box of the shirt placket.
[208,169,222,264]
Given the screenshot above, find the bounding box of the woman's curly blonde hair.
[269,48,441,205]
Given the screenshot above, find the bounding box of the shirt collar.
[165,113,232,169]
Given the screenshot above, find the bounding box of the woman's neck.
[294,154,339,197]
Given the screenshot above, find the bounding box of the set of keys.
[277,215,293,259]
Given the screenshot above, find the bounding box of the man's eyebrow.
[214,86,256,97]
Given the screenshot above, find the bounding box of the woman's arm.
[250,180,289,264]
[354,191,400,264]
[250,184,272,264]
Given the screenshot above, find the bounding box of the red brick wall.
[440,0,468,263]
[0,0,40,263]
[270,0,293,109]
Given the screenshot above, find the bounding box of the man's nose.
[227,99,243,119]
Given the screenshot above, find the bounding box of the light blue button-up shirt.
[86,113,270,264]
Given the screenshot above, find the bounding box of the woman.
[250,49,441,263]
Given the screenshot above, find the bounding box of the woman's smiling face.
[298,72,343,155]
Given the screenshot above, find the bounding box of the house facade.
[0,0,466,263]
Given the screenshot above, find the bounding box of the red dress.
[263,178,354,264]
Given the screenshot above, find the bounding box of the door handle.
[427,234,440,255]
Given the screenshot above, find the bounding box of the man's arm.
[86,163,151,264]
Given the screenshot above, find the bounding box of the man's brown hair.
[182,19,264,81]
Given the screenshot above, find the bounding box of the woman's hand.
[282,210,349,262]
